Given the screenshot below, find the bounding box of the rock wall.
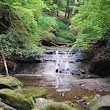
[84,39,110,76]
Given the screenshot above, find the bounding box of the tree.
[70,0,110,48]
[0,35,9,76]
[65,0,70,19]
[0,0,46,56]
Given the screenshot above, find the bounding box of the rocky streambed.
[0,47,110,110]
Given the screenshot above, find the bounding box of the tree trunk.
[0,43,9,76]
[65,0,70,19]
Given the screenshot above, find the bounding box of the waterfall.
[42,49,73,91]
[12,47,84,91]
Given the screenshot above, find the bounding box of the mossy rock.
[21,87,48,99]
[0,75,23,89]
[0,89,36,110]
[88,95,110,110]
[0,100,16,110]
[39,102,76,110]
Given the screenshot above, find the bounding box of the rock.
[0,89,36,110]
[0,101,16,110]
[80,69,85,74]
[77,99,86,104]
[87,95,110,110]
[15,55,41,63]
[97,106,110,110]
[35,98,54,106]
[0,75,23,89]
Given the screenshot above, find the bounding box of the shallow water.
[12,47,110,92]
[12,48,84,90]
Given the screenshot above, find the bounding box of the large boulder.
[88,95,110,110]
[0,89,36,110]
[0,75,23,89]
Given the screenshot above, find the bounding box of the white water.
[42,49,76,91]
[13,47,83,91]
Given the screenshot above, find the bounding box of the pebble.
[77,99,86,104]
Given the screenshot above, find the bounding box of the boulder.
[88,95,110,110]
[0,89,36,110]
[0,75,23,89]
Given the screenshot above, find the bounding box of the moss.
[21,87,48,99]
[0,89,36,110]
[39,102,76,110]
[0,75,23,89]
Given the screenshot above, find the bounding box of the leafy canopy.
[0,0,46,56]
[70,0,110,48]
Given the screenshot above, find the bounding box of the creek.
[11,47,110,110]
[11,47,85,90]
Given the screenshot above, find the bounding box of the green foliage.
[0,0,46,56]
[0,0,76,57]
[40,30,56,43]
[38,13,75,43]
[70,0,110,48]
[55,19,75,42]
[55,19,68,30]
[38,14,57,31]
[56,37,71,43]
[57,30,75,41]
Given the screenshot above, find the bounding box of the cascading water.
[12,47,84,91]
[42,48,79,91]
[11,47,110,97]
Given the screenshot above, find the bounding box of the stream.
[11,47,86,90]
[11,47,110,109]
